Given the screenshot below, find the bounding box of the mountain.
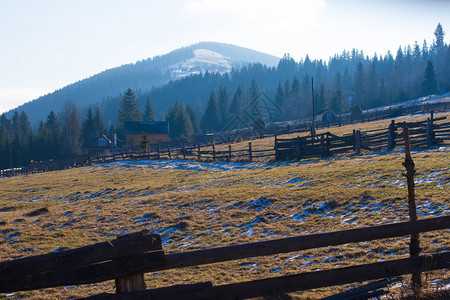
[8,42,280,125]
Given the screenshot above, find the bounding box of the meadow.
[0,113,449,299]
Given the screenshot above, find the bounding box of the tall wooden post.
[228,145,232,161]
[295,137,300,160]
[168,144,172,159]
[388,120,396,150]
[197,145,201,160]
[274,135,279,161]
[426,118,432,148]
[355,130,361,155]
[212,144,216,161]
[248,142,252,162]
[402,127,421,296]
[182,142,186,159]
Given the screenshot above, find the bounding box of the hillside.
[7,42,280,125]
[0,115,448,298]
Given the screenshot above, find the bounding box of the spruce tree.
[217,86,230,128]
[117,88,141,142]
[422,60,438,96]
[82,108,95,147]
[94,107,106,135]
[353,62,366,108]
[249,79,263,121]
[45,111,60,159]
[434,23,445,50]
[60,103,82,157]
[201,91,222,133]
[142,97,156,122]
[186,104,200,133]
[331,72,346,113]
[0,123,11,169]
[229,86,244,128]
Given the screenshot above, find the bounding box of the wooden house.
[85,135,117,156]
[316,108,339,123]
[124,121,169,148]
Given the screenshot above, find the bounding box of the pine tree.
[217,86,230,128]
[45,111,60,159]
[186,104,200,133]
[33,120,49,161]
[117,88,141,142]
[248,79,263,121]
[317,83,327,112]
[434,23,445,50]
[331,72,346,113]
[274,82,284,121]
[166,102,193,139]
[142,97,156,122]
[0,123,11,169]
[60,103,82,157]
[82,108,95,147]
[422,60,438,96]
[94,107,106,136]
[229,86,244,128]
[353,62,366,108]
[201,91,222,133]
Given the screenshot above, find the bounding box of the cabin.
[85,135,117,156]
[124,121,169,148]
[316,108,339,123]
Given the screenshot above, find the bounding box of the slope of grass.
[0,114,449,299]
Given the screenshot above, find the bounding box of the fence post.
[168,145,172,159]
[182,142,186,159]
[212,144,216,161]
[388,120,396,150]
[228,145,232,161]
[326,133,330,157]
[355,130,361,155]
[426,118,432,148]
[274,135,279,161]
[320,134,326,157]
[197,145,201,160]
[248,142,252,162]
[157,144,161,159]
[402,127,421,296]
[114,232,148,293]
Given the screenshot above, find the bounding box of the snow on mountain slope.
[166,49,232,79]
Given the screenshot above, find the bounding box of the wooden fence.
[1,110,449,177]
[276,112,450,160]
[0,216,448,298]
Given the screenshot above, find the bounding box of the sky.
[1,0,449,114]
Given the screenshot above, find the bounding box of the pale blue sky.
[0,0,448,114]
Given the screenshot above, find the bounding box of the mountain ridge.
[7,42,280,125]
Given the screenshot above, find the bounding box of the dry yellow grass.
[0,113,449,299]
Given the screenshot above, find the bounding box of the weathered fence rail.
[276,112,449,160]
[1,216,449,298]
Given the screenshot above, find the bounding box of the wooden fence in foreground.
[0,216,449,299]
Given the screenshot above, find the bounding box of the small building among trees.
[84,135,117,156]
[124,121,169,148]
[316,108,339,123]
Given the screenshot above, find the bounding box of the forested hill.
[102,35,450,124]
[7,42,280,125]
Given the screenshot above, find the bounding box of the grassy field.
[0,113,449,299]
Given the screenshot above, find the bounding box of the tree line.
[1,24,448,170]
